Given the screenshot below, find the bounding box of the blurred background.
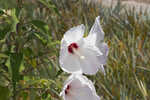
[0,0,150,100]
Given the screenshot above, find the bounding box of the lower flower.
[60,74,100,100]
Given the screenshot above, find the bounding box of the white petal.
[97,42,109,65]
[61,74,100,100]
[65,96,72,100]
[76,75,99,97]
[98,42,109,56]
[63,74,83,89]
[99,65,106,74]
[63,24,85,43]
[73,75,100,100]
[59,53,82,73]
[71,85,97,100]
[59,39,82,73]
[78,44,102,75]
[85,16,104,45]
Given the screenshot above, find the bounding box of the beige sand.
[97,0,150,13]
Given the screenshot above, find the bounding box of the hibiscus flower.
[59,16,109,75]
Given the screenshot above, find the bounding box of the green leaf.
[38,0,55,9]
[47,60,59,79]
[38,0,60,16]
[29,89,37,100]
[0,25,11,40]
[15,6,22,19]
[0,0,17,9]
[31,20,49,34]
[11,8,19,32]
[56,69,63,77]
[0,53,8,58]
[0,9,4,16]
[23,47,34,57]
[34,32,47,44]
[10,53,23,88]
[20,92,28,100]
[42,92,48,99]
[0,86,10,100]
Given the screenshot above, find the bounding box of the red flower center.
[65,85,71,94]
[68,43,79,54]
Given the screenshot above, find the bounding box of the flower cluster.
[59,16,109,100]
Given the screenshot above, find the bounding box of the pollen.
[68,43,79,54]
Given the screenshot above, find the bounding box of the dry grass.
[0,0,150,99]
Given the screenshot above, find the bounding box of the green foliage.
[0,86,10,100]
[0,9,4,16]
[0,0,17,9]
[0,24,11,40]
[10,53,23,94]
[31,20,49,34]
[0,0,150,100]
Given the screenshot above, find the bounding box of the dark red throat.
[65,85,71,94]
[68,43,79,54]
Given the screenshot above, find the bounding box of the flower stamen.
[68,43,85,60]
[73,48,85,60]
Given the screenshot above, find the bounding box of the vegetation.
[0,0,150,99]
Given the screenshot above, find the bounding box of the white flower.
[59,16,109,75]
[60,74,100,100]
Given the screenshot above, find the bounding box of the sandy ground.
[97,0,150,13]
[122,0,150,4]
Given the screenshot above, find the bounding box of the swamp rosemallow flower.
[60,74,100,100]
[59,16,109,75]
